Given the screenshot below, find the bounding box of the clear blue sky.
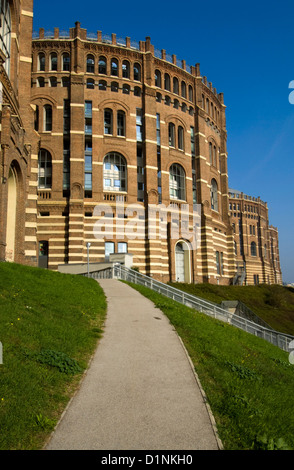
[33,0,294,283]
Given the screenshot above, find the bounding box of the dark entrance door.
[38,241,48,268]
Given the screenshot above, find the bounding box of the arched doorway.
[5,167,17,262]
[175,241,191,283]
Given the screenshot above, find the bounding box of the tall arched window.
[155,69,161,87]
[38,149,52,189]
[38,52,45,72]
[86,54,95,73]
[251,242,257,257]
[50,52,58,71]
[122,60,130,78]
[117,111,126,136]
[43,105,52,132]
[178,126,184,150]
[168,123,175,147]
[103,153,127,192]
[111,58,118,76]
[189,85,193,101]
[181,81,186,98]
[0,0,11,75]
[98,56,107,74]
[169,164,186,201]
[173,77,179,94]
[164,73,171,91]
[211,179,218,211]
[104,108,113,134]
[62,53,70,71]
[134,63,141,81]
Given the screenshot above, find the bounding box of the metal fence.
[87,265,294,353]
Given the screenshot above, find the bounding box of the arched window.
[169,164,186,201]
[38,149,52,189]
[156,92,162,103]
[43,104,52,132]
[111,81,118,92]
[189,85,193,101]
[62,53,70,71]
[104,109,113,134]
[134,63,141,81]
[38,52,45,72]
[117,111,126,136]
[168,123,175,147]
[134,86,141,96]
[50,52,58,71]
[86,78,95,89]
[181,81,186,98]
[86,54,95,73]
[173,77,179,94]
[155,69,161,87]
[178,126,184,150]
[165,96,171,106]
[103,153,127,192]
[62,77,69,87]
[49,77,57,87]
[38,77,45,87]
[264,244,267,259]
[164,73,171,91]
[251,242,257,257]
[209,142,217,166]
[122,84,130,94]
[173,99,179,109]
[122,60,130,78]
[99,56,107,74]
[0,0,11,75]
[211,179,218,211]
[111,58,118,76]
[98,80,107,91]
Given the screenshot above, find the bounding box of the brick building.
[0,10,282,285]
[229,189,282,285]
[0,0,38,266]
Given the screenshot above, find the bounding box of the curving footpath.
[45,279,222,450]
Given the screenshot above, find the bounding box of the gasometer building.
[0,11,282,285]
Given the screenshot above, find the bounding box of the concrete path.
[45,279,221,450]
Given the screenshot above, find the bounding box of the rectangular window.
[105,241,115,260]
[136,108,143,142]
[118,242,127,253]
[156,113,161,145]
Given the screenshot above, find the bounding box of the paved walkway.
[45,279,221,450]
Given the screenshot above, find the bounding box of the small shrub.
[251,435,290,450]
[225,361,260,381]
[27,349,83,375]
[33,414,56,431]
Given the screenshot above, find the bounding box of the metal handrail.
[87,265,294,352]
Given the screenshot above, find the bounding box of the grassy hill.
[0,262,107,450]
[169,283,294,336]
[1,262,294,450]
[128,282,294,450]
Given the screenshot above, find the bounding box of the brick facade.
[0,11,282,286]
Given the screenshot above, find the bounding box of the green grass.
[0,262,107,450]
[126,282,294,450]
[169,282,294,336]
